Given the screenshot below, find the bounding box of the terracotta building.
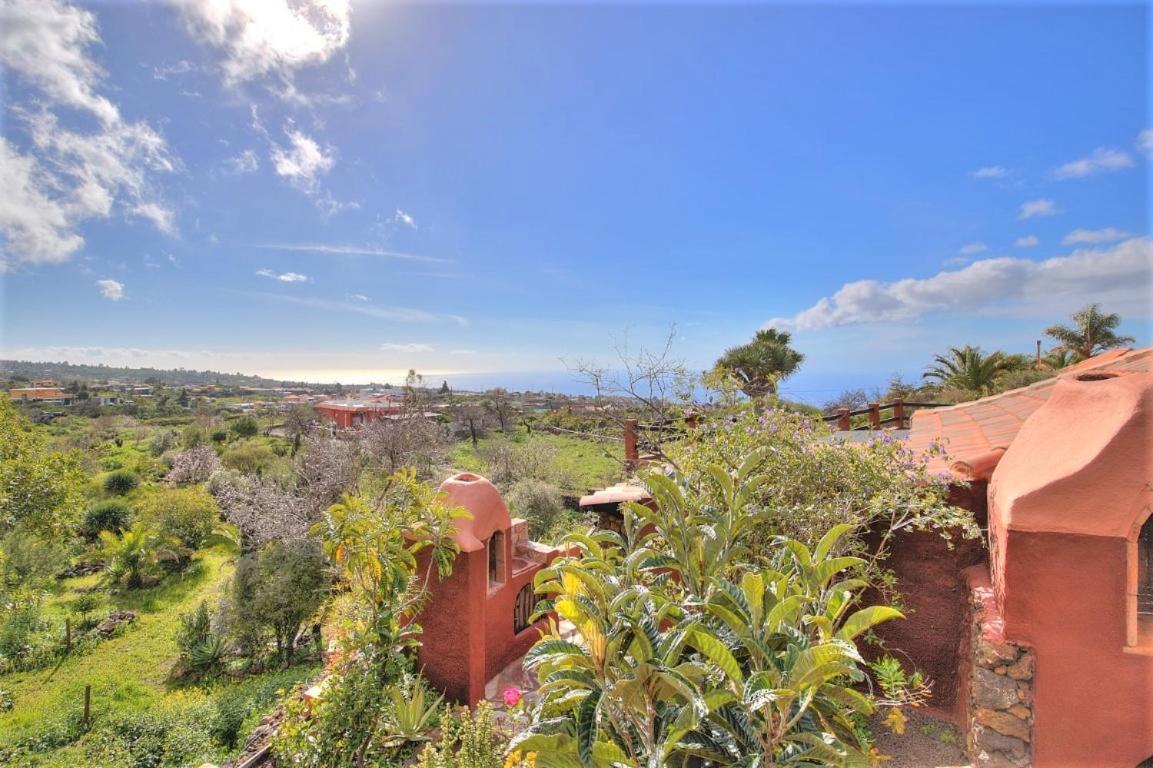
[313,398,404,429]
[415,473,565,704]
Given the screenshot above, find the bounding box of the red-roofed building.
[313,397,405,429]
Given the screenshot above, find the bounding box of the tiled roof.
[907,347,1152,477]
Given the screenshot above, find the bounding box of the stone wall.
[964,566,1034,768]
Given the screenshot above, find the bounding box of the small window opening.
[488,531,505,588]
[1139,517,1153,617]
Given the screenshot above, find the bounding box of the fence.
[820,399,951,431]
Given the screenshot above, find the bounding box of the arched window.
[1129,509,1153,648]
[488,530,505,588]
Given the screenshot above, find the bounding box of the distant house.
[7,386,73,405]
[313,398,404,429]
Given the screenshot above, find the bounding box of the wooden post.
[868,403,881,431]
[836,408,851,431]
[65,617,71,652]
[83,684,91,725]
[893,399,906,430]
[624,419,639,469]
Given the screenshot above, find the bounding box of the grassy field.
[0,545,319,766]
[451,428,624,493]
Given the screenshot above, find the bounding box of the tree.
[231,415,260,439]
[483,388,515,432]
[714,328,804,399]
[922,345,1014,393]
[0,397,85,537]
[135,486,219,550]
[1041,347,1079,370]
[1044,303,1135,361]
[231,539,329,665]
[165,445,222,485]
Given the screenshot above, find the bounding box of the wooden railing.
[820,399,952,431]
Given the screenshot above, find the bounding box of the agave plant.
[514,455,909,767]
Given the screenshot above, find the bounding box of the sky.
[0,0,1150,403]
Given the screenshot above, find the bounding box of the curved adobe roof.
[906,347,1152,478]
[438,473,511,553]
[989,372,1152,539]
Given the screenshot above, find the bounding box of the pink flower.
[503,687,522,707]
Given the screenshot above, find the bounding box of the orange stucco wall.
[988,373,1153,766]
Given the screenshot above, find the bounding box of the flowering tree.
[165,445,222,485]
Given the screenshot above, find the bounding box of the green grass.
[0,547,234,745]
[451,429,623,493]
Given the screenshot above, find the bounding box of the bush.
[221,443,277,476]
[0,601,49,669]
[83,706,215,768]
[416,701,506,768]
[231,416,260,439]
[164,445,222,486]
[148,430,178,457]
[83,499,133,540]
[135,487,219,549]
[176,600,225,678]
[505,479,579,543]
[103,470,140,495]
[210,429,228,444]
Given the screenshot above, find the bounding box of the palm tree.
[100,523,180,589]
[922,345,1015,393]
[714,328,804,399]
[1044,304,1134,361]
[1041,348,1080,371]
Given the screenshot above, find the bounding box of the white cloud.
[770,237,1153,330]
[251,243,450,263]
[227,148,259,173]
[96,278,123,301]
[1139,129,1153,154]
[0,0,175,268]
[1015,235,1039,248]
[270,128,334,193]
[380,343,434,353]
[1054,147,1134,179]
[1062,227,1131,245]
[152,59,195,80]
[971,166,1007,179]
[1019,199,1058,220]
[959,242,987,256]
[180,0,351,88]
[256,268,310,283]
[254,292,469,327]
[345,293,369,301]
[394,209,417,229]
[0,0,118,123]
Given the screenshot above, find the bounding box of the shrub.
[210,429,229,444]
[83,499,133,540]
[505,479,578,542]
[231,416,260,439]
[0,601,48,668]
[148,429,178,457]
[135,487,219,549]
[230,539,329,665]
[103,470,140,495]
[100,523,178,589]
[176,600,225,678]
[221,443,277,476]
[416,701,505,768]
[83,706,215,768]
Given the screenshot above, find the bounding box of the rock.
[975,636,1019,667]
[95,610,137,635]
[974,724,1028,759]
[976,708,1031,742]
[1008,704,1031,721]
[1016,683,1034,706]
[1006,653,1034,680]
[973,668,1018,710]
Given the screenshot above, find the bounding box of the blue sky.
[1,0,1149,402]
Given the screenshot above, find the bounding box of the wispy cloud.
[345,293,369,302]
[251,243,451,263]
[227,148,259,174]
[769,237,1152,330]
[380,342,434,352]
[1014,235,1039,248]
[97,278,124,301]
[971,166,1007,179]
[1139,129,1153,154]
[251,292,468,327]
[1018,198,1058,220]
[256,268,310,283]
[1062,227,1131,245]
[958,242,987,256]
[1054,147,1134,179]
